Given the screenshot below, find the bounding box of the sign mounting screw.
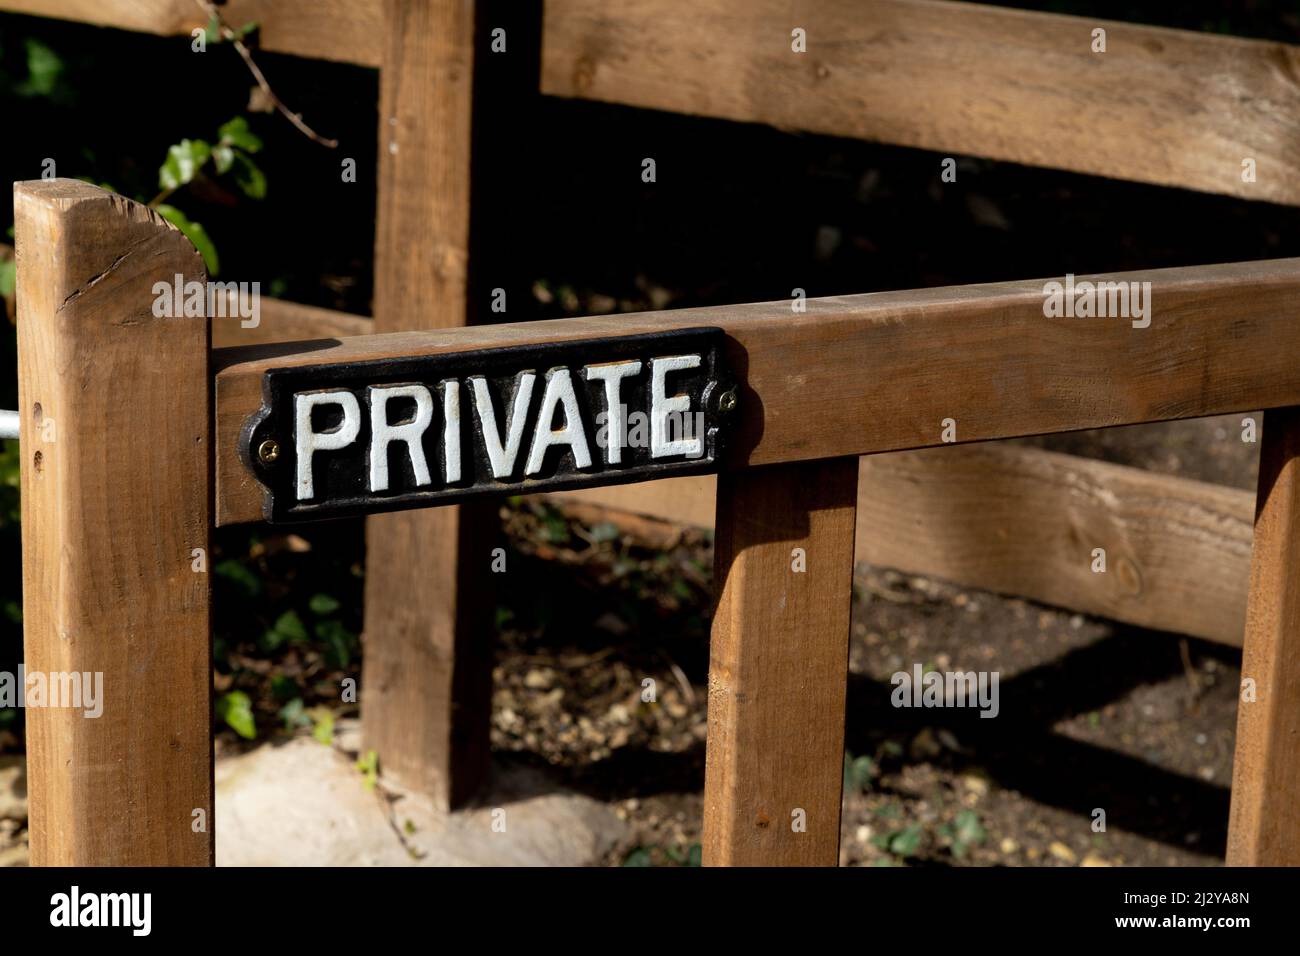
[718,389,738,414]
[258,439,281,465]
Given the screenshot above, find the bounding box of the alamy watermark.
[0,666,103,718]
[595,403,705,460]
[890,663,999,718]
[1042,273,1151,328]
[152,273,260,328]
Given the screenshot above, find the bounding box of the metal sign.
[242,327,735,523]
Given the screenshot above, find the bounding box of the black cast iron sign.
[242,327,735,523]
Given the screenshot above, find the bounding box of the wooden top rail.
[7,0,1300,203]
[542,0,1300,204]
[216,257,1300,525]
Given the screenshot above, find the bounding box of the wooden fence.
[7,0,1300,866]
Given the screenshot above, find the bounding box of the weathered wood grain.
[704,458,858,866]
[1227,407,1300,865]
[10,1,1300,202]
[16,179,211,866]
[0,0,385,66]
[555,443,1256,647]
[215,258,1300,526]
[854,445,1253,646]
[541,0,1300,204]
[361,0,493,811]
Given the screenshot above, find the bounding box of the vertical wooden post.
[364,0,494,809]
[1227,406,1300,865]
[16,180,212,866]
[704,458,858,866]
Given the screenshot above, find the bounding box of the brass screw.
[718,389,738,414]
[257,439,281,465]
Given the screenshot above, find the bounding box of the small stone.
[999,837,1019,855]
[1049,841,1077,863]
[523,669,554,690]
[909,728,943,760]
[855,824,873,844]
[1081,853,1112,867]
[0,758,26,823]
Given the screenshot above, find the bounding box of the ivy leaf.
[212,143,235,175]
[307,706,335,745]
[356,749,379,790]
[0,259,14,299]
[204,16,222,45]
[218,116,264,154]
[843,753,878,794]
[154,204,220,276]
[953,809,986,847]
[230,152,267,200]
[308,593,341,616]
[315,618,356,669]
[273,609,309,642]
[888,824,923,857]
[17,38,64,97]
[278,697,309,731]
[214,558,261,599]
[158,138,211,190]
[217,691,257,740]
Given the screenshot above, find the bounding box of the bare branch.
[193,0,339,149]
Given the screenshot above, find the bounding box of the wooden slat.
[854,445,1253,647]
[554,443,1256,647]
[541,0,1300,204]
[9,1,1300,203]
[1227,407,1300,864]
[16,179,211,866]
[704,458,858,866]
[360,0,492,812]
[215,258,1300,526]
[210,298,371,348]
[0,0,385,67]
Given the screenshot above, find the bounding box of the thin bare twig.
[194,0,338,148]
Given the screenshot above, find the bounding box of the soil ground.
[487,414,1255,867]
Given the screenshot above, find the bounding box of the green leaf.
[230,152,267,200]
[888,824,923,857]
[308,593,341,616]
[270,674,301,703]
[158,139,212,191]
[214,558,261,599]
[622,847,653,867]
[278,697,309,731]
[212,144,235,175]
[589,522,620,543]
[274,609,309,642]
[356,749,379,790]
[204,16,222,45]
[218,116,264,154]
[843,753,878,793]
[0,259,15,298]
[308,706,335,745]
[237,21,260,39]
[315,618,356,668]
[18,38,64,97]
[953,809,986,847]
[154,203,220,276]
[217,691,257,739]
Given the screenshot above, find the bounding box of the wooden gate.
[14,178,1300,865]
